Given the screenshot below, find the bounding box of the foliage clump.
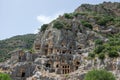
[93,33,120,58]
[94,45,105,54]
[108,50,119,58]
[88,53,95,59]
[64,13,74,19]
[95,39,103,45]
[0,73,11,80]
[0,34,36,62]
[40,24,48,32]
[98,53,105,60]
[53,21,64,29]
[97,16,114,26]
[84,69,116,80]
[81,20,93,29]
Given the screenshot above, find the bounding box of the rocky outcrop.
[75,2,120,16]
[0,2,120,80]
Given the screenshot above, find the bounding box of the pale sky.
[0,0,119,40]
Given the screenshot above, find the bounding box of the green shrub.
[64,13,73,19]
[97,18,107,26]
[73,12,88,17]
[115,22,120,27]
[97,16,114,26]
[108,50,119,58]
[40,24,48,32]
[95,39,103,45]
[84,69,116,80]
[53,21,64,29]
[73,12,80,17]
[0,73,11,80]
[98,53,105,60]
[117,4,120,8]
[94,45,105,54]
[81,20,93,29]
[94,15,101,21]
[88,53,95,59]
[0,34,36,62]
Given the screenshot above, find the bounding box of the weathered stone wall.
[11,62,36,80]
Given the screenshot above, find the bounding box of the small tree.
[94,45,105,54]
[98,53,105,65]
[98,53,105,60]
[53,21,64,29]
[108,50,119,58]
[97,16,114,26]
[95,39,103,45]
[0,73,11,80]
[40,24,48,32]
[88,53,95,59]
[81,20,93,29]
[64,13,73,19]
[84,69,116,80]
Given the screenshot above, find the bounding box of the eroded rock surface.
[0,2,120,80]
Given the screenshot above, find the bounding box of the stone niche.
[35,44,41,50]
[61,64,70,74]
[11,63,36,80]
[44,44,48,55]
[18,50,26,62]
[48,48,53,55]
[48,40,53,48]
[10,50,26,62]
[46,60,53,67]
[53,48,57,54]
[20,68,26,77]
[61,41,66,47]
[61,50,67,54]
[53,62,60,71]
[77,45,82,50]
[74,60,81,70]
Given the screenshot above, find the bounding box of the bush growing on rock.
[108,50,119,58]
[81,20,93,29]
[64,13,74,19]
[97,16,114,26]
[88,53,95,59]
[40,24,48,32]
[0,73,11,80]
[84,69,116,80]
[95,39,103,45]
[98,53,105,60]
[94,45,105,54]
[53,21,64,29]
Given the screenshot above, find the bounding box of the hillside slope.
[31,2,120,79]
[0,34,36,62]
[0,2,120,80]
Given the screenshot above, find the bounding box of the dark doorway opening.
[19,57,21,60]
[21,72,25,77]
[78,47,81,49]
[56,64,59,68]
[19,57,22,62]
[76,66,78,70]
[46,63,51,68]
[76,61,80,65]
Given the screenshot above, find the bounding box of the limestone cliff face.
[0,2,120,80]
[34,21,93,55]
[31,2,120,80]
[75,2,120,16]
[33,15,105,75]
[34,13,108,55]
